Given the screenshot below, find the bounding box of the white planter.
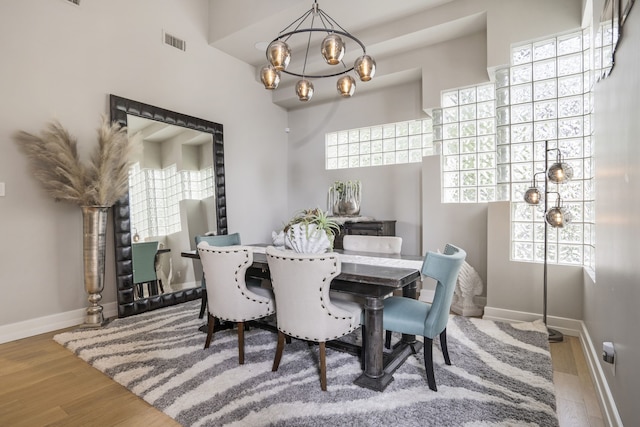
[284,223,331,254]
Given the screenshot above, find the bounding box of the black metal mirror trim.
[109,94,227,318]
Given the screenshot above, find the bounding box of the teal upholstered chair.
[194,233,242,318]
[381,243,466,391]
[132,241,160,298]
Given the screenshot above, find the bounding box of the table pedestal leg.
[354,296,394,391]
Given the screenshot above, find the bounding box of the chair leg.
[198,289,207,319]
[237,321,245,365]
[272,331,286,372]
[440,328,451,366]
[385,330,392,349]
[319,341,327,391]
[423,337,437,391]
[204,313,215,349]
[360,326,366,371]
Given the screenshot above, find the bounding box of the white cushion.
[342,235,402,254]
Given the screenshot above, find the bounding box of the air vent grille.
[163,31,187,52]
[67,0,80,5]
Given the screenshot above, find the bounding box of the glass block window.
[129,163,215,241]
[325,118,434,170]
[508,29,592,267]
[434,83,497,203]
[432,28,595,269]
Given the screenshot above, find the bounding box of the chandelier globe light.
[354,54,376,81]
[260,65,281,90]
[267,40,291,71]
[259,0,375,102]
[322,33,345,65]
[337,75,356,97]
[296,79,314,102]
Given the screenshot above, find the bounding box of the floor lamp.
[523,140,572,343]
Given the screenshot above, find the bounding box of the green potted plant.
[282,208,340,253]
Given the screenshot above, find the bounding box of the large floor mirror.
[110,95,227,318]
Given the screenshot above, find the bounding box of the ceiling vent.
[163,31,187,52]
[66,0,81,5]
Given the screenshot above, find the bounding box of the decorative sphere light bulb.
[296,79,314,101]
[548,162,573,184]
[354,55,376,81]
[321,33,345,65]
[337,75,356,97]
[524,187,541,205]
[267,40,291,71]
[260,65,280,90]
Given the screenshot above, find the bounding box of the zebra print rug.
[54,301,558,427]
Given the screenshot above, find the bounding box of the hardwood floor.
[551,336,605,427]
[0,328,179,427]
[0,329,604,427]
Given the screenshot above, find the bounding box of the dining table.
[182,245,424,392]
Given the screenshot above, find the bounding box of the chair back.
[421,244,466,338]
[194,233,242,289]
[266,246,359,341]
[132,241,159,284]
[342,235,402,254]
[197,242,274,321]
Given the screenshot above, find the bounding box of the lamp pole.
[543,139,564,342]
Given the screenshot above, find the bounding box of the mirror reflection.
[127,115,216,300]
[597,0,620,79]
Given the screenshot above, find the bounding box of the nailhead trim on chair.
[200,246,275,322]
[269,251,359,341]
[278,325,358,342]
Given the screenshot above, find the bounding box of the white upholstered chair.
[197,242,275,364]
[265,246,363,391]
[342,235,402,254]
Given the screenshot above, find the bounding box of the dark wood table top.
[183,246,422,296]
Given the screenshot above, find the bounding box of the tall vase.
[81,205,109,327]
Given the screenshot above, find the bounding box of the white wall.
[0,0,288,328]
[485,202,584,321]
[421,156,488,291]
[588,5,640,425]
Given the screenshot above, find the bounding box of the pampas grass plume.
[14,116,140,206]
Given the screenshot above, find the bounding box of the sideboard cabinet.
[333,220,396,249]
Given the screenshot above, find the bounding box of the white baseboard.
[483,305,622,427]
[0,302,117,344]
[576,321,624,427]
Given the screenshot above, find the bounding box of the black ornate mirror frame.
[110,94,227,318]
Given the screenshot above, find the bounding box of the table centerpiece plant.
[280,208,340,253]
[14,116,139,327]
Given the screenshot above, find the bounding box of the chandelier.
[259,0,376,102]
